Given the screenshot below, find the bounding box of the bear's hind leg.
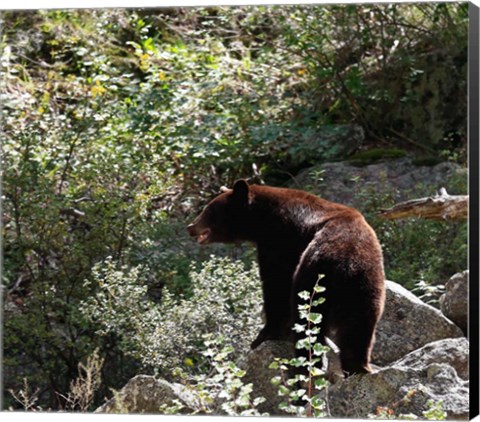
[335,316,376,376]
[290,252,330,364]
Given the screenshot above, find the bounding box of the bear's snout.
[187,224,211,245]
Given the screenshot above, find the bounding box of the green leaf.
[308,312,323,324]
[311,367,325,377]
[314,377,328,388]
[271,376,281,386]
[298,291,310,301]
[295,338,310,350]
[269,361,279,369]
[313,343,330,355]
[311,394,326,409]
[253,397,266,406]
[290,389,306,400]
[311,297,325,306]
[289,356,307,367]
[235,369,246,378]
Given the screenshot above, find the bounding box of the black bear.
[187,179,385,375]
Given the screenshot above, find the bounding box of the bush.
[2,4,468,410]
[81,256,263,376]
[353,173,468,291]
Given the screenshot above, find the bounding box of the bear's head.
[187,179,251,245]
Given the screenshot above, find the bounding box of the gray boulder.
[373,281,464,365]
[240,340,294,415]
[328,337,469,420]
[95,278,466,416]
[398,338,469,381]
[235,280,465,415]
[440,271,468,334]
[293,158,464,210]
[95,375,195,414]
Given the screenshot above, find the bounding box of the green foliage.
[349,148,407,166]
[353,173,467,291]
[412,279,445,306]
[166,335,267,416]
[381,218,467,290]
[270,275,329,417]
[81,257,266,415]
[1,4,468,411]
[422,399,447,421]
[81,256,263,375]
[276,3,468,153]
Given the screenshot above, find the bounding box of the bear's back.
[250,184,362,231]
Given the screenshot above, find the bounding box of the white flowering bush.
[81,256,263,375]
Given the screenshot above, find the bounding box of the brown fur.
[187,180,385,375]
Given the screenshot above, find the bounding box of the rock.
[240,279,465,415]
[328,337,469,420]
[95,375,195,414]
[397,338,469,381]
[96,278,466,416]
[240,340,294,415]
[440,271,468,334]
[240,339,344,415]
[293,158,464,210]
[373,281,464,365]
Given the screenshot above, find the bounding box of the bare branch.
[378,188,468,221]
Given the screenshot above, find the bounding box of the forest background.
[1,2,469,411]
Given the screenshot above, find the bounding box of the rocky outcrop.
[293,158,465,209]
[328,337,469,420]
[397,338,469,381]
[96,280,468,418]
[239,340,294,415]
[95,375,196,414]
[373,281,463,365]
[237,279,467,417]
[440,270,468,334]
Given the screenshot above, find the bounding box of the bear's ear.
[232,179,250,203]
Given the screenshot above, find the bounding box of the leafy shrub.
[81,256,263,376]
[1,4,468,410]
[276,3,468,153]
[368,396,446,420]
[163,334,267,416]
[353,173,468,292]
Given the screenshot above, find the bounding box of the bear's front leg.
[251,321,291,349]
[251,265,293,349]
[251,326,270,349]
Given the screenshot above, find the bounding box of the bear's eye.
[207,204,222,220]
[207,203,229,226]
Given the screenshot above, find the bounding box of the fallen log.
[378,188,468,221]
